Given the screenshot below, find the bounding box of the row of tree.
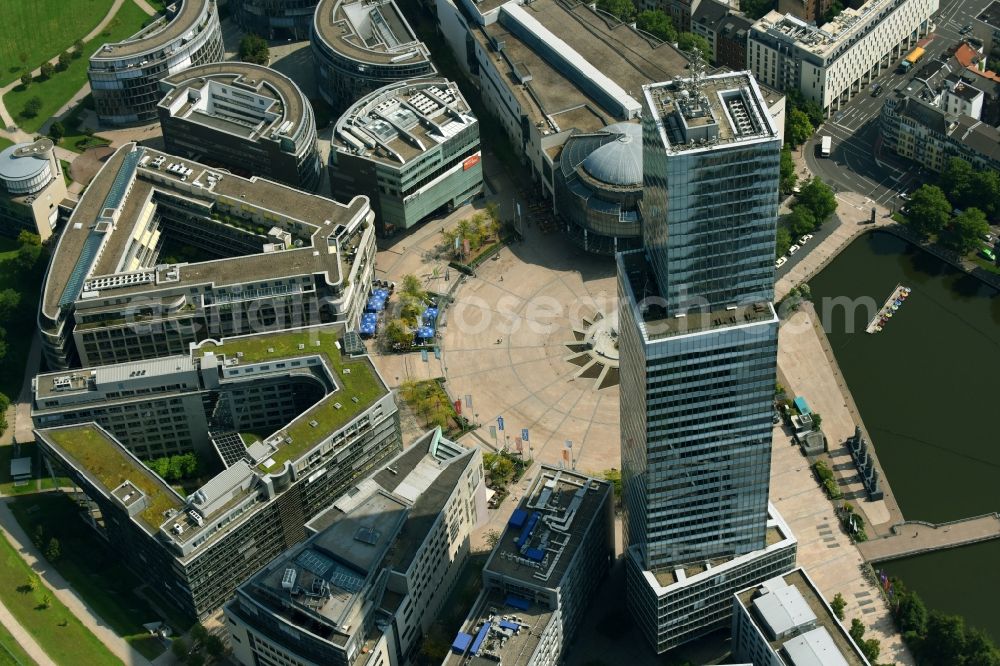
[890,577,1000,665]
[17,39,85,91]
[595,2,713,62]
[384,274,432,349]
[398,379,455,431]
[785,90,826,148]
[776,178,837,256]
[904,184,990,254]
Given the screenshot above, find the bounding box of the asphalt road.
[802,0,998,209]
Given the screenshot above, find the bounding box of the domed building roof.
[0,139,52,182]
[579,122,642,187]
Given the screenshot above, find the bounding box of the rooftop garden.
[44,425,184,532]
[195,327,387,471]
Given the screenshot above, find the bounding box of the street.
[802,0,998,211]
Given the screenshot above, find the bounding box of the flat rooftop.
[34,355,196,401]
[736,568,868,666]
[313,0,431,67]
[159,62,308,143]
[644,71,778,152]
[37,424,184,533]
[618,250,777,342]
[443,589,554,666]
[485,467,609,590]
[42,143,369,320]
[333,78,476,166]
[91,0,211,59]
[193,326,388,472]
[476,0,689,133]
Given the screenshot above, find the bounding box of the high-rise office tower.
[618,69,797,653]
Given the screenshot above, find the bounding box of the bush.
[39,62,54,80]
[21,96,43,118]
[58,51,71,70]
[238,34,270,65]
[19,72,30,88]
[48,121,65,141]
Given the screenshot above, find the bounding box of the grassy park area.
[3,0,148,135]
[0,234,47,398]
[0,528,123,665]
[0,0,115,87]
[11,493,182,659]
[0,619,37,665]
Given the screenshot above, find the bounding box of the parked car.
[775,256,788,268]
[961,23,973,33]
[983,233,995,243]
[788,244,801,256]
[798,234,814,244]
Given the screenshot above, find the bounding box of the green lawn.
[0,0,115,87]
[11,494,187,660]
[3,0,148,133]
[0,137,13,152]
[55,96,112,153]
[0,616,37,666]
[0,528,122,665]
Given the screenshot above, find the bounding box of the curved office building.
[230,0,320,39]
[158,62,322,190]
[311,0,435,114]
[555,123,643,255]
[0,139,56,196]
[89,0,225,126]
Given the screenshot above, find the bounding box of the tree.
[946,207,990,254]
[822,0,844,23]
[401,274,426,300]
[45,538,60,562]
[775,227,792,257]
[896,589,928,635]
[485,529,502,548]
[962,627,1000,666]
[74,39,84,56]
[0,288,21,322]
[238,34,270,65]
[596,0,635,20]
[860,638,881,663]
[40,594,50,609]
[172,638,189,660]
[741,0,776,19]
[190,623,210,645]
[635,10,677,42]
[384,318,412,348]
[39,62,54,80]
[785,108,814,147]
[19,72,30,88]
[785,206,817,238]
[15,242,42,270]
[939,157,976,208]
[24,574,38,592]
[972,169,1000,221]
[204,634,225,658]
[677,32,712,62]
[18,230,41,246]
[830,592,846,620]
[48,121,66,141]
[796,178,837,222]
[31,525,45,549]
[922,612,966,665]
[484,452,515,486]
[849,618,866,644]
[603,468,622,502]
[907,184,952,237]
[811,412,822,428]
[780,147,797,194]
[58,51,71,70]
[21,96,43,119]
[185,652,205,666]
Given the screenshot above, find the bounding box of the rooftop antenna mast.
[686,48,706,101]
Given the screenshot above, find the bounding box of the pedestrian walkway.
[858,514,1000,563]
[0,595,55,665]
[0,499,152,666]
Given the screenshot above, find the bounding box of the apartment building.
[749,0,937,115]
[330,78,482,236]
[880,83,1000,173]
[226,428,487,666]
[732,568,871,666]
[0,138,67,241]
[34,324,402,618]
[89,0,224,126]
[230,0,320,40]
[38,144,376,370]
[311,0,435,115]
[444,467,614,666]
[158,62,322,191]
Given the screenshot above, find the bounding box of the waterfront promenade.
[858,514,1000,563]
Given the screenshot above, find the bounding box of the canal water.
[808,231,1000,638]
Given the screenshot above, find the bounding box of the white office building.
[732,568,872,666]
[748,0,937,115]
[226,428,487,666]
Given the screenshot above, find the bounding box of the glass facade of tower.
[619,72,794,653]
[619,258,777,569]
[641,113,781,313]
